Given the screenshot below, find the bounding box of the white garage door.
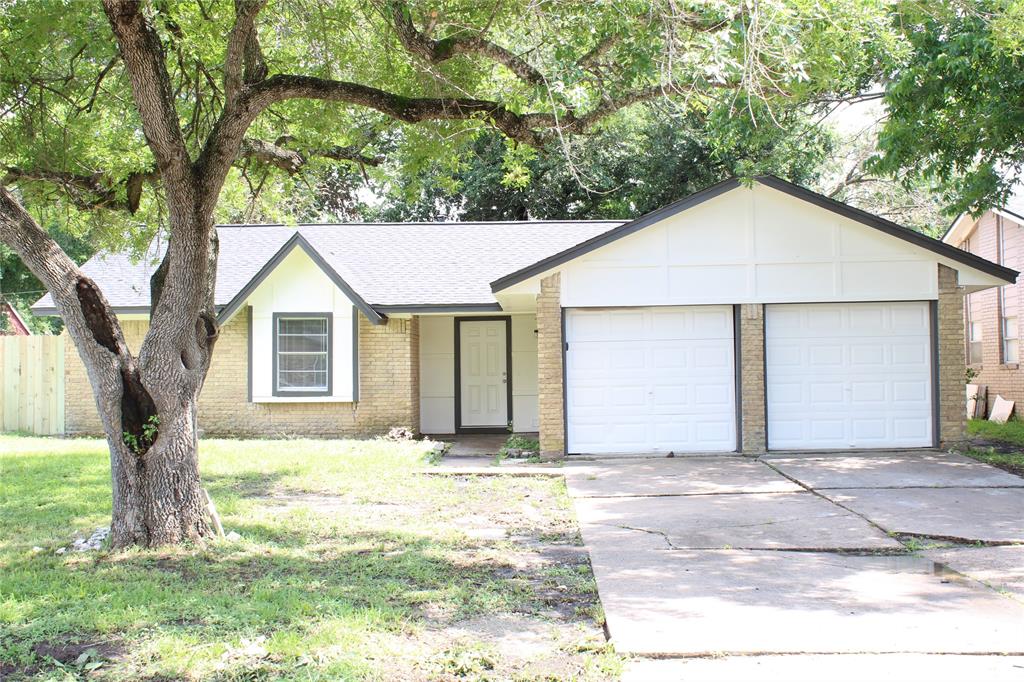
[766,302,934,450]
[566,306,736,454]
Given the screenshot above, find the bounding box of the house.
[1,299,31,335]
[943,185,1024,413]
[33,176,1017,456]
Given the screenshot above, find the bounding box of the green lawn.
[964,419,1024,477]
[0,435,618,681]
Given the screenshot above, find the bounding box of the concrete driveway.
[564,452,1024,679]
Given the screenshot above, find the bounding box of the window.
[1001,286,1018,364]
[966,295,983,365]
[273,314,332,395]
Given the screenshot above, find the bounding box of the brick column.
[739,304,767,454]
[938,264,967,446]
[537,273,565,459]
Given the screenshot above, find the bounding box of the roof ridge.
[215,219,625,228]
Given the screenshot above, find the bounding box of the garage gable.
[492,177,1017,307]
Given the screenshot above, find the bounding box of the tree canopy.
[872,0,1024,216]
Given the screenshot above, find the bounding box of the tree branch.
[224,0,268,105]
[388,0,545,86]
[102,0,193,192]
[240,138,382,172]
[2,166,157,213]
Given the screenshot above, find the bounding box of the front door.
[458,318,510,429]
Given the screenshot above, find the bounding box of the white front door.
[565,306,737,454]
[459,319,509,428]
[765,302,934,450]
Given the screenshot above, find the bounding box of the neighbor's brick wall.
[63,309,419,438]
[961,211,1024,410]
[536,273,565,459]
[738,304,766,454]
[938,264,967,445]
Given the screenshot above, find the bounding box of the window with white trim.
[1000,285,1018,365]
[967,294,983,365]
[274,314,331,395]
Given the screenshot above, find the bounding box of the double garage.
[565,302,935,455]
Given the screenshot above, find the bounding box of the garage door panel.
[766,302,933,450]
[566,306,736,454]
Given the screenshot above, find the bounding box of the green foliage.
[375,110,832,222]
[967,417,1024,447]
[873,1,1024,215]
[122,415,160,455]
[0,0,904,254]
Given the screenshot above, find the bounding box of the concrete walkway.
[564,452,1024,675]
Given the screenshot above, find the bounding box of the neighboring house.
[1,300,31,335]
[33,176,1016,457]
[943,186,1024,412]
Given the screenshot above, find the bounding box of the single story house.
[34,176,1017,457]
[943,184,1023,412]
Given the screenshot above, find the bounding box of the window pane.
[970,322,983,341]
[1007,339,1020,364]
[279,318,327,335]
[275,315,330,393]
[279,334,328,353]
[1005,317,1018,339]
[970,341,983,365]
[279,370,328,389]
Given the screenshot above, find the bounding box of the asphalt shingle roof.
[32,220,622,313]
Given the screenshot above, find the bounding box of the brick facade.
[63,309,419,438]
[959,211,1024,412]
[938,264,967,445]
[738,304,766,453]
[536,273,565,459]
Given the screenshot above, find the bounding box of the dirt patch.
[3,636,123,679]
[964,438,1024,477]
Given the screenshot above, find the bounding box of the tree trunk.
[106,396,211,549]
[0,184,218,549]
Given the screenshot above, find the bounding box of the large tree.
[0,0,895,548]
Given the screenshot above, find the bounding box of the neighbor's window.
[967,295,983,365]
[1001,289,1018,365]
[274,315,331,395]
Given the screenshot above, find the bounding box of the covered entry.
[765,302,935,450]
[565,306,736,454]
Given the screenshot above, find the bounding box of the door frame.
[454,315,513,433]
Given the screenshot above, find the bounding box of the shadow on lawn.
[1,524,594,679]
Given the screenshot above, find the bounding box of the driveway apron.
[565,454,1024,658]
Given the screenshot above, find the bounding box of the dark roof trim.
[374,303,503,314]
[30,304,155,317]
[755,175,1017,283]
[490,177,741,292]
[491,175,1018,292]
[217,232,386,325]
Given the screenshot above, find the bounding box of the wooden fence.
[0,335,65,435]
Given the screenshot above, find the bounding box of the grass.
[0,434,619,681]
[963,419,1024,476]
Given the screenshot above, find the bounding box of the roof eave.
[490,175,1018,292]
[215,232,386,325]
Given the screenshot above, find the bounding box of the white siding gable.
[247,247,357,402]
[558,184,995,307]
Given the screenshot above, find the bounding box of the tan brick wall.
[738,304,766,454]
[938,264,967,445]
[63,309,419,438]
[536,273,565,459]
[960,211,1024,410]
